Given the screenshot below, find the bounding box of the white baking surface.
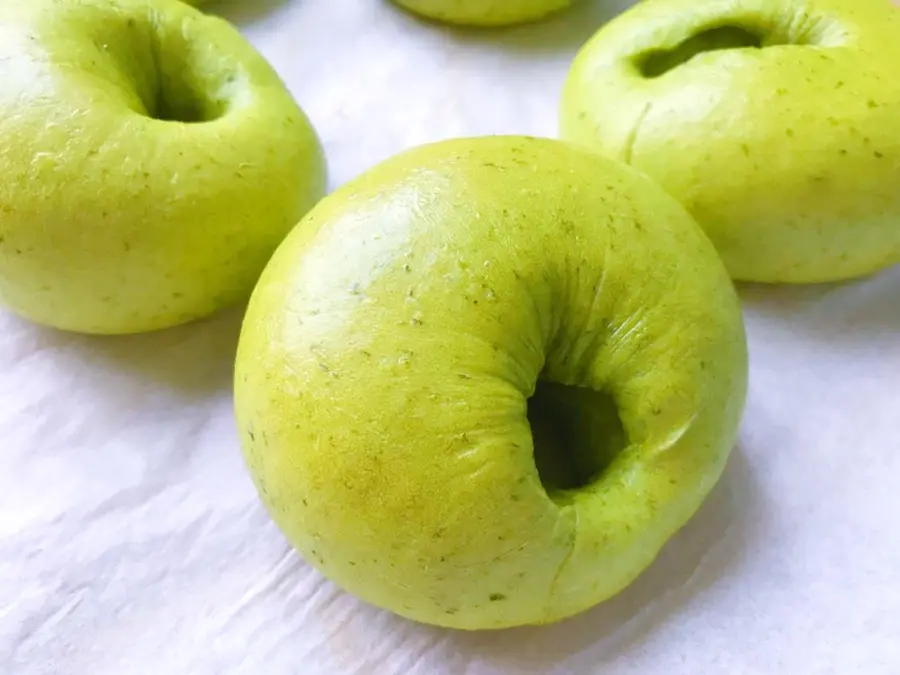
[3,0,900,673]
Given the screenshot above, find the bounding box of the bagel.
[560,0,900,283]
[0,0,325,334]
[391,0,577,27]
[234,136,749,629]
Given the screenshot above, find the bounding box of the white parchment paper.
[3,1,900,673]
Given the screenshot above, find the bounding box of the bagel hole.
[152,92,212,124]
[149,70,235,124]
[638,25,771,78]
[140,27,240,124]
[528,381,627,499]
[81,6,238,124]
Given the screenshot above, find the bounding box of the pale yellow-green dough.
[0,0,325,334]
[235,136,748,630]
[560,0,900,283]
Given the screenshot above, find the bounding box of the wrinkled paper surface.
[3,1,900,672]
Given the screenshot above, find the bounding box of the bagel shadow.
[1,304,245,399]
[439,444,759,671]
[737,263,900,347]
[382,0,636,54]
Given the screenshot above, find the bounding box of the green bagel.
[235,136,748,630]
[391,0,577,27]
[0,0,325,334]
[560,0,900,283]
